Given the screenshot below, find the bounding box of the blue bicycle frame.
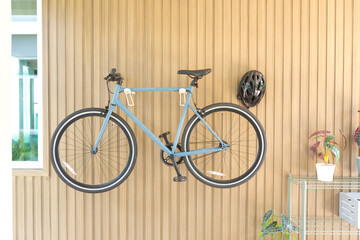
[92,84,229,158]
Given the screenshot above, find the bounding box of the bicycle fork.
[91,86,121,153]
[91,104,116,153]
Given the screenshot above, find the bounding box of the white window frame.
[12,0,43,169]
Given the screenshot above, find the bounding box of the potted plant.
[259,210,298,239]
[354,111,360,174]
[309,129,347,181]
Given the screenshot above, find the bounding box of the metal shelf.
[290,217,360,235]
[290,176,360,189]
[288,174,360,239]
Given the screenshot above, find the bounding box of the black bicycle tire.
[181,103,266,188]
[50,108,137,193]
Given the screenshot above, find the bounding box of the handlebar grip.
[104,68,117,81]
[104,68,123,82]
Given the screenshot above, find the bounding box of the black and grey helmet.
[237,70,266,108]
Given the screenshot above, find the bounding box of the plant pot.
[357,157,360,175]
[316,163,336,181]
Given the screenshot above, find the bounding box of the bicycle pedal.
[173,176,187,182]
[159,131,171,144]
[159,131,170,138]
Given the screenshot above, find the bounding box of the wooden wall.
[13,0,360,239]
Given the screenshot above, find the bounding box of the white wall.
[0,0,13,238]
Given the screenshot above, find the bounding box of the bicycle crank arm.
[170,154,187,182]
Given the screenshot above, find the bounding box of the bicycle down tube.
[92,84,228,157]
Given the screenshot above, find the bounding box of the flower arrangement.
[309,129,347,165]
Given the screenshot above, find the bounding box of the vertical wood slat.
[73,0,85,239]
[64,0,76,238]
[239,0,249,237]
[204,2,214,240]
[12,177,17,240]
[13,0,360,239]
[255,0,267,238]
[93,0,103,238]
[325,1,336,239]
[282,0,292,230]
[48,0,59,239]
[316,0,327,239]
[308,1,318,239]
[17,177,25,240]
[195,1,206,239]
[230,1,241,239]
[291,0,301,227]
[33,177,41,240]
[57,0,67,238]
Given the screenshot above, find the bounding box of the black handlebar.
[104,68,123,83]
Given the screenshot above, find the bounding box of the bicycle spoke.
[185,106,263,184]
[195,153,216,167]
[224,115,241,141]
[99,143,129,150]
[67,126,92,146]
[96,154,117,183]
[54,111,135,189]
[98,154,122,177]
[98,152,127,166]
[99,129,126,147]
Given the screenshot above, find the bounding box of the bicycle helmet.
[237,70,266,108]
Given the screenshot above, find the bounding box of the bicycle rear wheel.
[50,108,137,193]
[181,103,266,188]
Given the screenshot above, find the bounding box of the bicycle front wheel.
[50,108,137,193]
[181,103,266,188]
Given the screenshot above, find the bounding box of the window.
[12,0,42,169]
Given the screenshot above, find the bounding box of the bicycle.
[50,68,267,193]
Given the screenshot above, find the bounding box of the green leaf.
[263,210,273,227]
[356,129,360,148]
[281,214,289,232]
[262,226,283,238]
[355,126,360,147]
[326,144,340,161]
[324,135,335,145]
[313,135,326,140]
[264,221,278,230]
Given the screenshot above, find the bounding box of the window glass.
[11,35,39,162]
[12,0,37,15]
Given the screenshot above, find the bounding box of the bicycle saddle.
[177,68,212,78]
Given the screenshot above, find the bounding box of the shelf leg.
[288,174,292,239]
[288,174,292,219]
[301,181,307,240]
